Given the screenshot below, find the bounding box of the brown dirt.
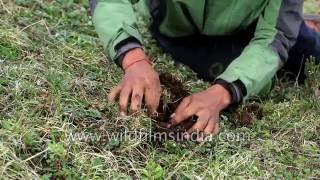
[152,73,196,141]
[153,73,264,140]
[233,103,263,127]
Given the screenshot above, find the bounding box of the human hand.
[108,48,161,116]
[167,85,231,140]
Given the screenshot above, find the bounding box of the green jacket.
[92,0,303,99]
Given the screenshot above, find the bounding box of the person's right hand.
[108,48,161,116]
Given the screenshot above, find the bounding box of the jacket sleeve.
[217,0,303,99]
[91,0,144,63]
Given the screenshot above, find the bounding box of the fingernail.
[170,113,176,119]
[197,136,205,143]
[120,112,126,117]
[184,133,190,140]
[152,111,159,117]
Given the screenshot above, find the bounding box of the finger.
[187,112,210,142]
[204,115,219,134]
[197,116,219,142]
[119,86,132,116]
[188,111,210,133]
[204,113,219,134]
[153,84,161,113]
[169,102,198,127]
[195,116,219,142]
[144,84,161,114]
[212,119,220,135]
[174,96,192,114]
[130,86,144,113]
[108,85,122,102]
[196,132,206,143]
[169,97,193,124]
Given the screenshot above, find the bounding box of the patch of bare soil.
[153,73,196,141]
[232,103,264,127]
[153,73,264,141]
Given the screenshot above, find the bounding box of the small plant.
[142,161,165,180]
[304,57,320,97]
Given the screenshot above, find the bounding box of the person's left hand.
[166,84,231,140]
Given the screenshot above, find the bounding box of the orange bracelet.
[123,58,152,71]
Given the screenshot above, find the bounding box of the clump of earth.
[153,73,196,141]
[153,73,264,141]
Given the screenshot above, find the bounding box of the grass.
[0,0,319,179]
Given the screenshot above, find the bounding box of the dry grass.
[0,0,319,179]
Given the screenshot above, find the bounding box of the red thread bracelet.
[123,58,152,71]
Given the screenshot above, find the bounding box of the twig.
[22,148,49,162]
[19,19,51,35]
[294,55,305,87]
[0,0,11,14]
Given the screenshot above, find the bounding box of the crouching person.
[89,0,320,135]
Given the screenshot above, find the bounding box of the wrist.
[213,79,246,107]
[208,85,232,109]
[121,48,147,69]
[123,59,152,72]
